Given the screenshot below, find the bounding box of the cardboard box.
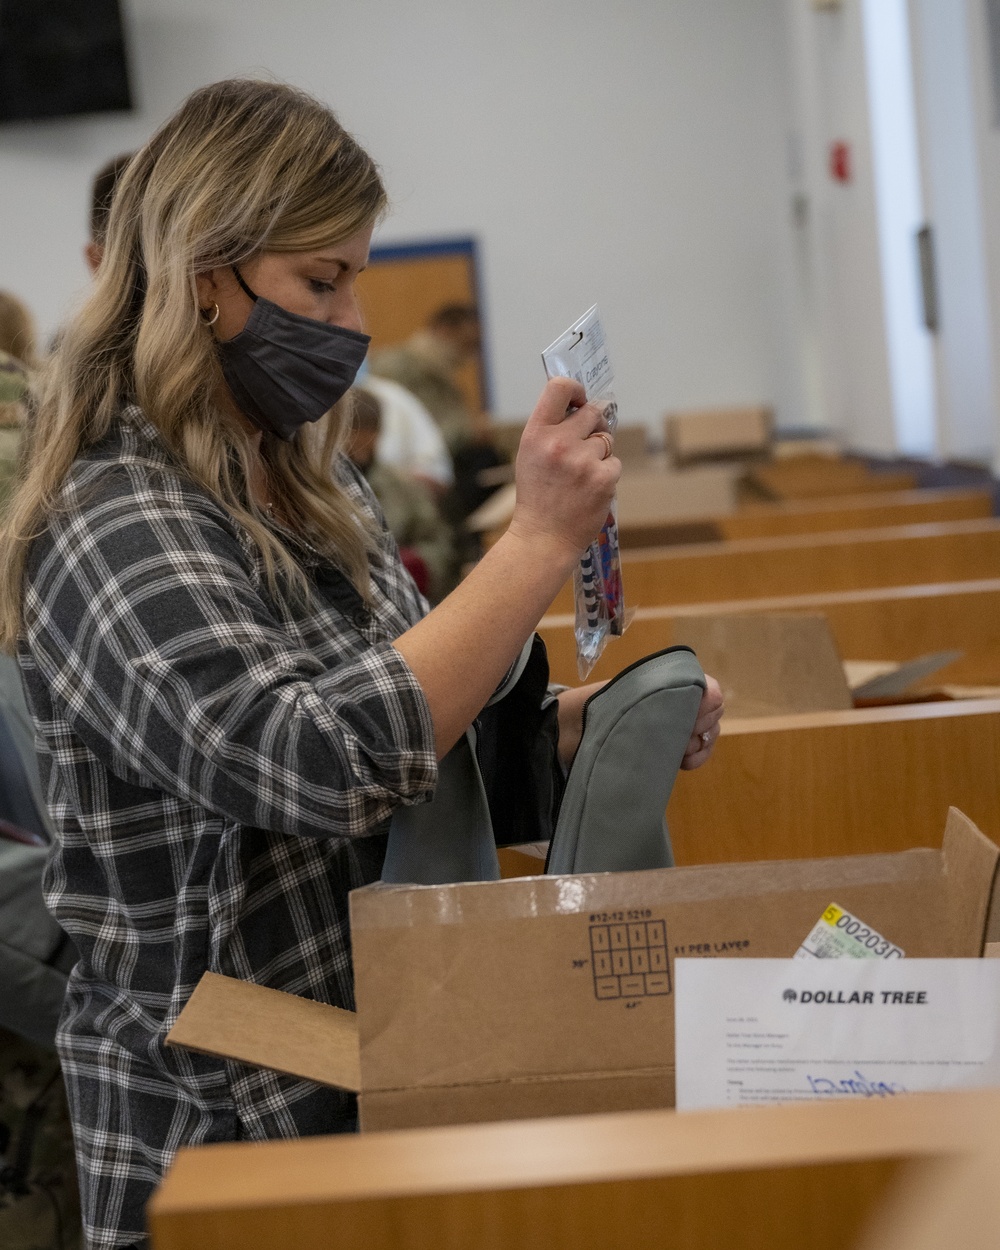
[843,653,967,704]
[168,808,1000,1133]
[664,405,773,466]
[615,463,740,527]
[467,462,740,539]
[663,613,965,717]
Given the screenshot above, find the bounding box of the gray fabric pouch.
[380,727,500,885]
[379,638,540,885]
[545,646,706,876]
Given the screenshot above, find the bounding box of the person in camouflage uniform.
[0,1027,82,1250]
[0,349,28,508]
[0,281,36,506]
[0,827,82,1250]
[346,387,458,601]
[0,764,82,1250]
[0,298,83,1250]
[0,349,28,401]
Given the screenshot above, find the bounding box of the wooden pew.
[744,455,917,501]
[149,1091,1000,1250]
[490,481,993,551]
[719,486,993,541]
[857,1144,1000,1250]
[550,518,1000,614]
[666,699,1000,865]
[538,579,1000,688]
[618,486,993,549]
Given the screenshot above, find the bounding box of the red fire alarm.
[829,140,852,183]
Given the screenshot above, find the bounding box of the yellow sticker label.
[796,902,905,961]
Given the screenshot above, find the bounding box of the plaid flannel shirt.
[19,408,439,1249]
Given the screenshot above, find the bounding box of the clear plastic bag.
[542,305,626,679]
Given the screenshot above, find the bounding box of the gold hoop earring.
[200,302,220,326]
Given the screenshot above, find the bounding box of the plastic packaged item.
[542,305,626,678]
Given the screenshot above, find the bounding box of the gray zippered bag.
[545,646,706,875]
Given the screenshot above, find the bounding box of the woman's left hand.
[680,675,724,770]
[556,671,724,772]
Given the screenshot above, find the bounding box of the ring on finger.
[700,730,712,749]
[590,430,614,460]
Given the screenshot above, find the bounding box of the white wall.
[785,0,1000,464]
[963,0,1000,471]
[783,0,898,455]
[910,0,997,463]
[863,0,937,457]
[0,0,806,432]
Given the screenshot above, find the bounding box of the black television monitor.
[0,0,133,123]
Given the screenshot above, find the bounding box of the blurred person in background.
[0,289,37,370]
[84,154,133,275]
[346,387,457,601]
[0,851,80,1250]
[0,299,82,1249]
[371,304,506,554]
[46,153,134,358]
[0,290,36,505]
[370,303,485,455]
[355,371,453,497]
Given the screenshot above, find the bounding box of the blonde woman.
[0,80,722,1249]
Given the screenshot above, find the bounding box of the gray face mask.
[215,266,371,441]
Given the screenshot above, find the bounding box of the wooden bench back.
[149,1091,1000,1250]
[539,578,1000,688]
[549,519,1000,614]
[666,699,1000,865]
[619,486,992,549]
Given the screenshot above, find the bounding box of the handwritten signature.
[806,1070,904,1098]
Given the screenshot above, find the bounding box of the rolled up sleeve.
[24,472,438,840]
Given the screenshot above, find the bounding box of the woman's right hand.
[509,376,621,561]
[394,377,622,759]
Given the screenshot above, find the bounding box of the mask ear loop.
[231,266,259,303]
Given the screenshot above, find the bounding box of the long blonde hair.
[0,79,388,652]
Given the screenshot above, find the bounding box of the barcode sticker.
[794,903,905,961]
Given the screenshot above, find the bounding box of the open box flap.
[672,612,853,718]
[166,971,361,1092]
[941,807,1000,954]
